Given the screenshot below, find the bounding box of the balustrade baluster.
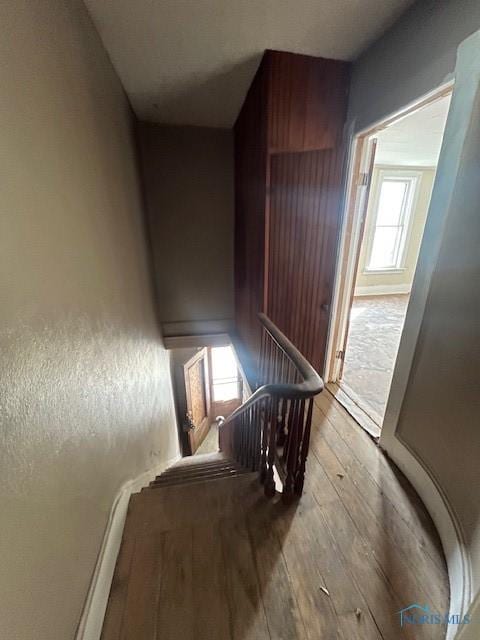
[295,398,313,495]
[283,398,295,463]
[277,397,288,447]
[264,396,278,497]
[218,313,322,501]
[283,400,297,495]
[259,329,267,387]
[272,343,280,383]
[241,412,246,466]
[267,334,271,380]
[251,405,258,470]
[259,396,269,483]
[247,405,253,468]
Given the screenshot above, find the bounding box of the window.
[365,171,419,272]
[210,346,240,402]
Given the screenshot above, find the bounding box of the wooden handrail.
[222,314,323,426]
[219,313,324,501]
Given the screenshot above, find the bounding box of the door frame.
[324,80,454,386]
[326,135,377,384]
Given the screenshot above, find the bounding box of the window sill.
[362,267,407,275]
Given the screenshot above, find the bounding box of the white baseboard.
[354,283,411,296]
[75,453,181,640]
[380,433,471,640]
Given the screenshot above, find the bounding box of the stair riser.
[158,464,240,480]
[147,477,246,490]
[149,470,246,488]
[151,470,241,485]
[166,459,232,473]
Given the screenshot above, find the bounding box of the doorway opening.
[326,86,452,437]
[170,343,243,456]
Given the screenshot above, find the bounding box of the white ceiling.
[374,94,451,167]
[84,0,415,128]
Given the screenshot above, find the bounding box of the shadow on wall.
[137,114,237,335]
[135,55,262,128]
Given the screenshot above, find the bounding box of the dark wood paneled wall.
[267,149,344,372]
[234,62,268,360]
[234,50,349,376]
[267,50,348,153]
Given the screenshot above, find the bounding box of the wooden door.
[184,348,211,454]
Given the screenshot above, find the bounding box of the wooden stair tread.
[171,452,229,469]
[130,472,263,533]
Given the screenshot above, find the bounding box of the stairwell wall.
[0,2,179,639]
[137,123,235,338]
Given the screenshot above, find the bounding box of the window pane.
[211,346,237,381]
[211,346,239,401]
[213,381,238,402]
[368,226,400,269]
[376,180,408,225]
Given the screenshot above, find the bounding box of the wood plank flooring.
[101,392,449,640]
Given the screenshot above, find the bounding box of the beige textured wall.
[0,2,178,639]
[355,166,435,292]
[137,123,234,337]
[396,85,480,588]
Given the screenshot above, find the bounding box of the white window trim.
[363,169,422,274]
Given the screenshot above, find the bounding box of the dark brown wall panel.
[267,50,349,153]
[267,149,344,372]
[234,61,268,361]
[234,49,349,376]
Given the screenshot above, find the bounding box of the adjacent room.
[337,93,451,431]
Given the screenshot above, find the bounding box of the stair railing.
[219,313,323,501]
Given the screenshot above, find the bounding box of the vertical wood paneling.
[234,61,268,362]
[267,148,345,372]
[234,49,349,376]
[267,50,349,153]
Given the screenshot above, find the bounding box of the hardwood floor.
[101,392,449,640]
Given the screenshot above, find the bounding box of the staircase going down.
[100,307,450,640]
[146,452,250,489]
[149,312,324,503]
[218,313,323,501]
